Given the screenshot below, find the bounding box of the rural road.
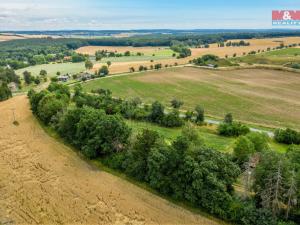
[0,96,222,225]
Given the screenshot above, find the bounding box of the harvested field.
[0,95,221,225]
[82,67,300,130]
[0,34,25,42]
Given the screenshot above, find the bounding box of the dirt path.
[0,96,221,225]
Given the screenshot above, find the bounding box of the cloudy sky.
[0,0,299,30]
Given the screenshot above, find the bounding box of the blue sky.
[0,0,299,30]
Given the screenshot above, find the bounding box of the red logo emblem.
[272,10,300,20]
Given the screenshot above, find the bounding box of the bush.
[148,101,165,124]
[98,65,109,76]
[162,110,184,127]
[274,128,300,145]
[218,122,250,137]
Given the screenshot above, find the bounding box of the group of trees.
[0,67,20,101]
[23,71,43,85]
[170,42,191,58]
[0,38,75,69]
[223,40,251,47]
[0,82,12,101]
[275,128,300,145]
[71,53,87,63]
[192,54,235,67]
[74,89,184,128]
[95,50,142,61]
[0,67,20,84]
[28,83,299,224]
[218,113,250,137]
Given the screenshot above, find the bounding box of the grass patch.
[234,48,300,66]
[16,62,86,77]
[126,119,286,153]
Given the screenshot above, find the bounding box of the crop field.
[16,62,86,77]
[81,67,300,130]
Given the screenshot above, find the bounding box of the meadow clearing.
[126,120,287,153]
[16,62,86,77]
[81,67,300,130]
[0,95,222,225]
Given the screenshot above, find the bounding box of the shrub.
[218,122,250,137]
[274,128,300,145]
[162,110,184,127]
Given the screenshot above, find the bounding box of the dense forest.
[27,83,300,225]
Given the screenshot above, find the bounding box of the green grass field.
[126,120,287,153]
[16,62,86,77]
[80,67,300,130]
[234,48,300,66]
[93,49,177,63]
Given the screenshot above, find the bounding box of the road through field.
[0,96,221,225]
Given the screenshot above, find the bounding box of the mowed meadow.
[81,67,300,130]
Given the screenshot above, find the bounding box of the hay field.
[0,95,221,225]
[81,67,300,130]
